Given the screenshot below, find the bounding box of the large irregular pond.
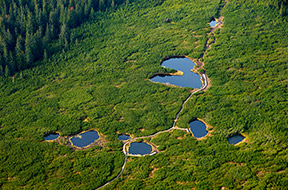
[118,135,131,141]
[227,133,245,145]
[44,133,59,141]
[70,130,99,148]
[150,58,202,89]
[189,120,208,138]
[128,142,153,156]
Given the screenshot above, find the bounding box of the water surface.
[44,133,59,140]
[70,130,99,148]
[150,58,202,89]
[189,120,208,138]
[118,135,131,140]
[227,134,245,145]
[209,19,218,27]
[128,142,152,155]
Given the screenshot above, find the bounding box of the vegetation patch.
[0,0,287,189]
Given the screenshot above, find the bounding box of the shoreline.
[188,118,214,140]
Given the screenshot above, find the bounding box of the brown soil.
[149,167,159,178]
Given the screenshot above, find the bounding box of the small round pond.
[209,19,220,27]
[150,58,202,89]
[227,133,245,145]
[70,130,99,148]
[128,142,153,156]
[44,133,59,141]
[189,120,208,138]
[118,135,131,141]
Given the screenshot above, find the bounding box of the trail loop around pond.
[96,74,208,190]
[96,0,227,188]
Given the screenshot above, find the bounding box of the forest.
[0,0,127,76]
[0,0,287,189]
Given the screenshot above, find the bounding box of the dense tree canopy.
[0,0,127,76]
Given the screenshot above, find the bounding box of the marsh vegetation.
[0,0,287,189]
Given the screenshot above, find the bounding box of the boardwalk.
[96,0,227,187]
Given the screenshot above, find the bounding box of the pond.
[118,135,131,141]
[150,58,202,89]
[227,133,245,145]
[189,120,208,138]
[128,142,153,156]
[70,130,99,148]
[44,133,59,141]
[209,19,220,27]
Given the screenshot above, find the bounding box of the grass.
[0,0,287,189]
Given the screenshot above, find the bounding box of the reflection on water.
[150,58,202,89]
[227,133,245,145]
[70,130,99,148]
[128,142,152,155]
[189,120,208,138]
[209,19,218,27]
[44,133,59,140]
[118,135,131,140]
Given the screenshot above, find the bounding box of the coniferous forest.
[0,0,287,189]
[0,0,126,76]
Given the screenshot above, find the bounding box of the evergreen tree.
[111,0,115,10]
[19,6,27,36]
[7,5,16,29]
[43,48,48,61]
[60,4,67,25]
[69,0,76,9]
[84,3,90,18]
[8,51,15,74]
[5,65,10,77]
[0,54,4,76]
[0,66,3,76]
[16,35,24,53]
[90,7,95,19]
[49,9,60,38]
[34,28,44,61]
[5,29,15,51]
[99,0,106,11]
[59,22,69,48]
[3,43,8,66]
[44,24,51,43]
[25,32,34,65]
[67,7,77,28]
[16,51,25,71]
[26,11,34,35]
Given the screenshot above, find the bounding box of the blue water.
[210,19,221,27]
[70,131,99,148]
[44,133,59,140]
[189,120,208,138]
[128,142,152,155]
[118,135,131,140]
[227,134,245,145]
[150,58,202,89]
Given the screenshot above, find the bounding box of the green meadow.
[0,0,287,189]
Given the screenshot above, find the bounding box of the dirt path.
[96,0,227,188]
[96,74,208,190]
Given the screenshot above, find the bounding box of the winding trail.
[96,74,207,190]
[96,1,227,189]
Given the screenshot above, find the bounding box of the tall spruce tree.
[25,32,34,65]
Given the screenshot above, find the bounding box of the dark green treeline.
[0,0,127,76]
